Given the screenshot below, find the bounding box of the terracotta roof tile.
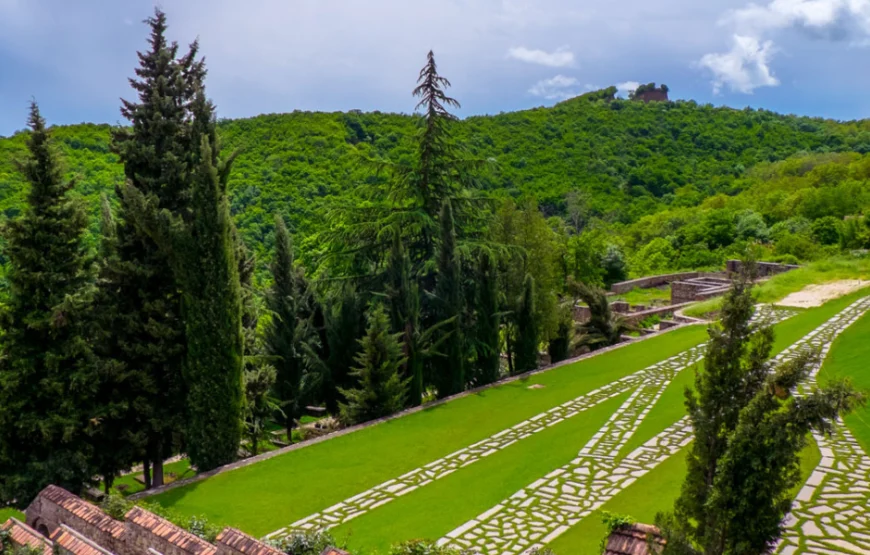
[37,486,124,539]
[603,523,665,555]
[320,547,350,555]
[1,517,53,555]
[125,507,217,555]
[215,528,282,555]
[50,524,116,555]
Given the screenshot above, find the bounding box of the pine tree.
[0,104,96,505]
[514,274,539,373]
[106,9,200,486]
[339,304,409,425]
[266,215,303,430]
[123,89,243,471]
[473,251,500,385]
[672,266,774,542]
[433,201,464,397]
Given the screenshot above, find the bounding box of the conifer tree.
[433,201,464,397]
[266,215,304,430]
[323,284,367,412]
[0,104,96,505]
[339,304,409,424]
[107,9,200,485]
[124,90,243,471]
[514,274,539,373]
[473,251,500,385]
[386,231,424,405]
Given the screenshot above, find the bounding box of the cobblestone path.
[265,307,793,542]
[439,300,868,555]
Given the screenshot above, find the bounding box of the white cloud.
[699,34,779,93]
[507,46,574,67]
[616,81,641,94]
[528,74,579,99]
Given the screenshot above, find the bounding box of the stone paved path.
[439,300,869,555]
[773,296,870,555]
[265,307,791,541]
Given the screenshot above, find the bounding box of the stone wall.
[25,486,124,554]
[726,259,799,277]
[610,272,700,294]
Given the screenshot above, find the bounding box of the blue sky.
[2,0,870,136]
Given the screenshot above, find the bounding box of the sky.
[2,0,870,136]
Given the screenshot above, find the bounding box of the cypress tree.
[386,231,424,406]
[323,284,367,412]
[514,274,539,373]
[124,89,243,471]
[433,201,464,397]
[0,104,96,505]
[266,215,303,430]
[107,9,199,485]
[473,251,500,385]
[339,304,409,424]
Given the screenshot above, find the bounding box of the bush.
[272,530,341,555]
[811,216,841,245]
[389,539,471,555]
[101,494,132,520]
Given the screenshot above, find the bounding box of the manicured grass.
[0,507,25,522]
[684,256,870,318]
[331,394,628,553]
[113,459,197,497]
[817,309,870,454]
[152,325,708,535]
[612,286,671,306]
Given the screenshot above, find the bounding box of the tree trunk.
[506,331,515,376]
[143,458,152,490]
[152,441,165,488]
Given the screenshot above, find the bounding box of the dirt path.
[777,280,870,308]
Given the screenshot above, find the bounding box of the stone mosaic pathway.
[439,299,870,555]
[773,296,870,555]
[265,307,793,541]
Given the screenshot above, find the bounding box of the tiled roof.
[125,507,217,555]
[37,486,125,539]
[1,517,53,555]
[51,524,116,555]
[215,528,282,555]
[603,523,666,555]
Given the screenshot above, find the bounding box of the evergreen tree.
[386,231,424,405]
[323,284,367,412]
[672,266,774,541]
[570,279,635,350]
[473,251,501,385]
[124,90,243,471]
[547,305,572,365]
[0,104,96,505]
[514,274,539,373]
[106,9,200,486]
[433,201,464,397]
[266,215,303,430]
[339,304,409,424]
[243,364,281,457]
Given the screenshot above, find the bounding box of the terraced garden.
[147,288,870,554]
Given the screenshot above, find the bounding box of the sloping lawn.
[817,308,870,454]
[0,507,25,522]
[152,325,708,535]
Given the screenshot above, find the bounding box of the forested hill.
[1,91,869,263]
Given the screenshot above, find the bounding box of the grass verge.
[0,507,25,522]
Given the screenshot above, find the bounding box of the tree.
[243,364,282,457]
[386,231,424,405]
[123,89,243,471]
[514,274,539,373]
[472,251,501,385]
[601,244,628,286]
[266,215,304,430]
[547,305,573,365]
[432,201,464,397]
[570,280,635,350]
[106,9,201,486]
[323,284,367,412]
[0,104,96,505]
[339,304,409,425]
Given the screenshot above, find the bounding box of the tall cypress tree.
[124,89,243,471]
[473,251,500,385]
[433,201,464,397]
[266,215,303,430]
[514,274,539,373]
[0,104,96,505]
[106,9,199,485]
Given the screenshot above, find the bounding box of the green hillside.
[2,91,870,271]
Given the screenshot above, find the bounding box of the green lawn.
[612,286,671,306]
[816,308,870,454]
[152,325,708,535]
[0,507,25,522]
[149,288,869,549]
[114,459,197,497]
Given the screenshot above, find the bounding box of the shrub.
[101,494,132,520]
[389,539,471,555]
[811,216,841,245]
